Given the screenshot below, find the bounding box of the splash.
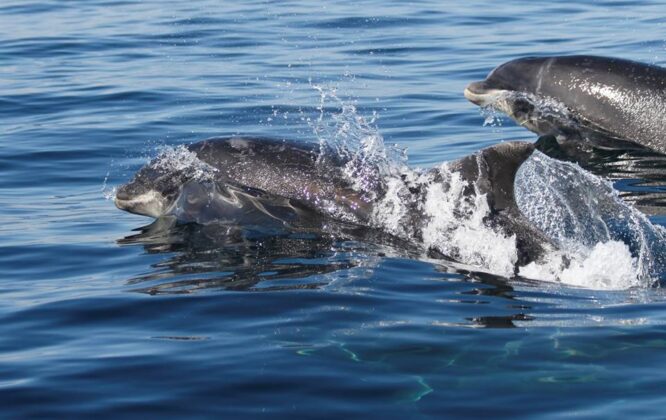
[101,170,117,201]
[520,241,640,290]
[305,92,525,277]
[310,83,407,202]
[367,164,519,277]
[488,90,578,133]
[480,105,504,127]
[514,151,666,289]
[420,167,519,276]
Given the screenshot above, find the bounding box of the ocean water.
[3,0,666,417]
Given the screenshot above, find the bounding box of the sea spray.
[515,150,666,288]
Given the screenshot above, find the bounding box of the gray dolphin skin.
[464,55,666,154]
[116,137,547,266]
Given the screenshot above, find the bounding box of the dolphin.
[115,137,554,267]
[464,55,666,154]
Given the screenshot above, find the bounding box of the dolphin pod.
[464,55,666,154]
[115,55,666,279]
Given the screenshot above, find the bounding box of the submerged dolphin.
[464,55,666,154]
[115,137,552,266]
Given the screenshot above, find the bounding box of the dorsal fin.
[450,141,555,267]
[477,141,536,213]
[450,141,536,214]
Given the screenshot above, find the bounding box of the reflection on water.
[120,218,348,294]
[118,216,549,328]
[118,217,424,294]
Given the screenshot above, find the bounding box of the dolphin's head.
[464,57,567,133]
[464,57,548,104]
[114,160,192,218]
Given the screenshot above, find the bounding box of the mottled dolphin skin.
[464,55,666,154]
[115,137,549,266]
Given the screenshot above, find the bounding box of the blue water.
[3,0,666,417]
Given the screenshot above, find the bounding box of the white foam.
[370,176,412,238]
[519,241,641,290]
[560,241,640,289]
[420,167,518,277]
[367,163,519,278]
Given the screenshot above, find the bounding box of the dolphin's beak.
[114,187,137,212]
[114,196,131,212]
[114,188,166,218]
[464,81,502,107]
[114,188,131,211]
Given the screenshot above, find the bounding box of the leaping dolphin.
[464,55,666,154]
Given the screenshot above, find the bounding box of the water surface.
[2,0,666,417]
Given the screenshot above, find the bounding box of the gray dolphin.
[115,137,552,267]
[464,55,666,154]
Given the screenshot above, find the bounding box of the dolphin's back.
[188,137,374,222]
[527,56,666,152]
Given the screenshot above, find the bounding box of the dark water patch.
[1,36,143,59]
[170,16,230,26]
[0,90,180,120]
[344,46,441,57]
